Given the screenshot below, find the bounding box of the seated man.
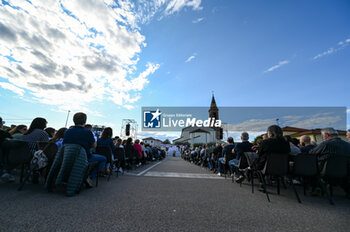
[229,132,253,182]
[310,127,350,197]
[299,135,316,153]
[218,137,235,176]
[0,117,14,183]
[63,112,106,187]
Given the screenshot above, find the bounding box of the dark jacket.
[256,137,291,170]
[310,137,350,164]
[124,143,136,159]
[223,144,235,162]
[115,146,125,160]
[97,138,117,153]
[234,141,254,160]
[213,145,223,160]
[300,144,316,153]
[45,144,88,196]
[0,130,12,145]
[234,141,254,169]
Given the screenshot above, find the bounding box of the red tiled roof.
[282,126,307,132]
[291,129,347,137]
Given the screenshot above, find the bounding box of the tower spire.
[210,92,218,109]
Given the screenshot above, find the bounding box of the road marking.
[136,161,162,176]
[144,171,225,180]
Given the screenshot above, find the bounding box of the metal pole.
[65,110,71,127]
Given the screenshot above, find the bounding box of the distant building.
[142,137,163,147]
[173,94,223,145]
[282,126,348,143]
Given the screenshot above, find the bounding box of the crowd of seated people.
[0,113,166,195]
[182,125,350,199]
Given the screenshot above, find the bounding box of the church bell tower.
[209,93,219,121]
[208,93,223,140]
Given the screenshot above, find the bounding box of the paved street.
[1,156,350,232]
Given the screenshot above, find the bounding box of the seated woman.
[45,127,56,140]
[114,138,125,173]
[50,127,67,148]
[21,117,49,155]
[9,125,27,140]
[250,125,290,171]
[96,127,117,173]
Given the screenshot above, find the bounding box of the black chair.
[222,161,230,179]
[321,155,349,204]
[95,146,114,181]
[256,153,300,203]
[40,143,59,180]
[85,161,99,187]
[243,152,259,193]
[231,153,251,185]
[1,140,32,189]
[292,153,331,204]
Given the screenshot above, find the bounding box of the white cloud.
[165,0,202,15]
[347,109,350,114]
[185,54,196,62]
[290,116,342,129]
[225,118,276,132]
[264,60,289,73]
[115,0,203,26]
[192,17,204,23]
[225,112,345,131]
[138,131,180,142]
[0,0,201,111]
[0,82,24,96]
[313,37,350,60]
[313,48,335,60]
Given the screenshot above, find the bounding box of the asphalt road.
[0,156,349,232]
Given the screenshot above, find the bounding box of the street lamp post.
[65,110,71,127]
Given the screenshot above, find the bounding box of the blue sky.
[0,0,349,141]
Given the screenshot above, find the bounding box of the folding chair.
[243,152,258,193]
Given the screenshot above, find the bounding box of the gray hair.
[300,135,311,143]
[241,132,249,141]
[321,127,338,136]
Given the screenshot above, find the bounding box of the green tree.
[253,135,264,145]
[163,139,171,144]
